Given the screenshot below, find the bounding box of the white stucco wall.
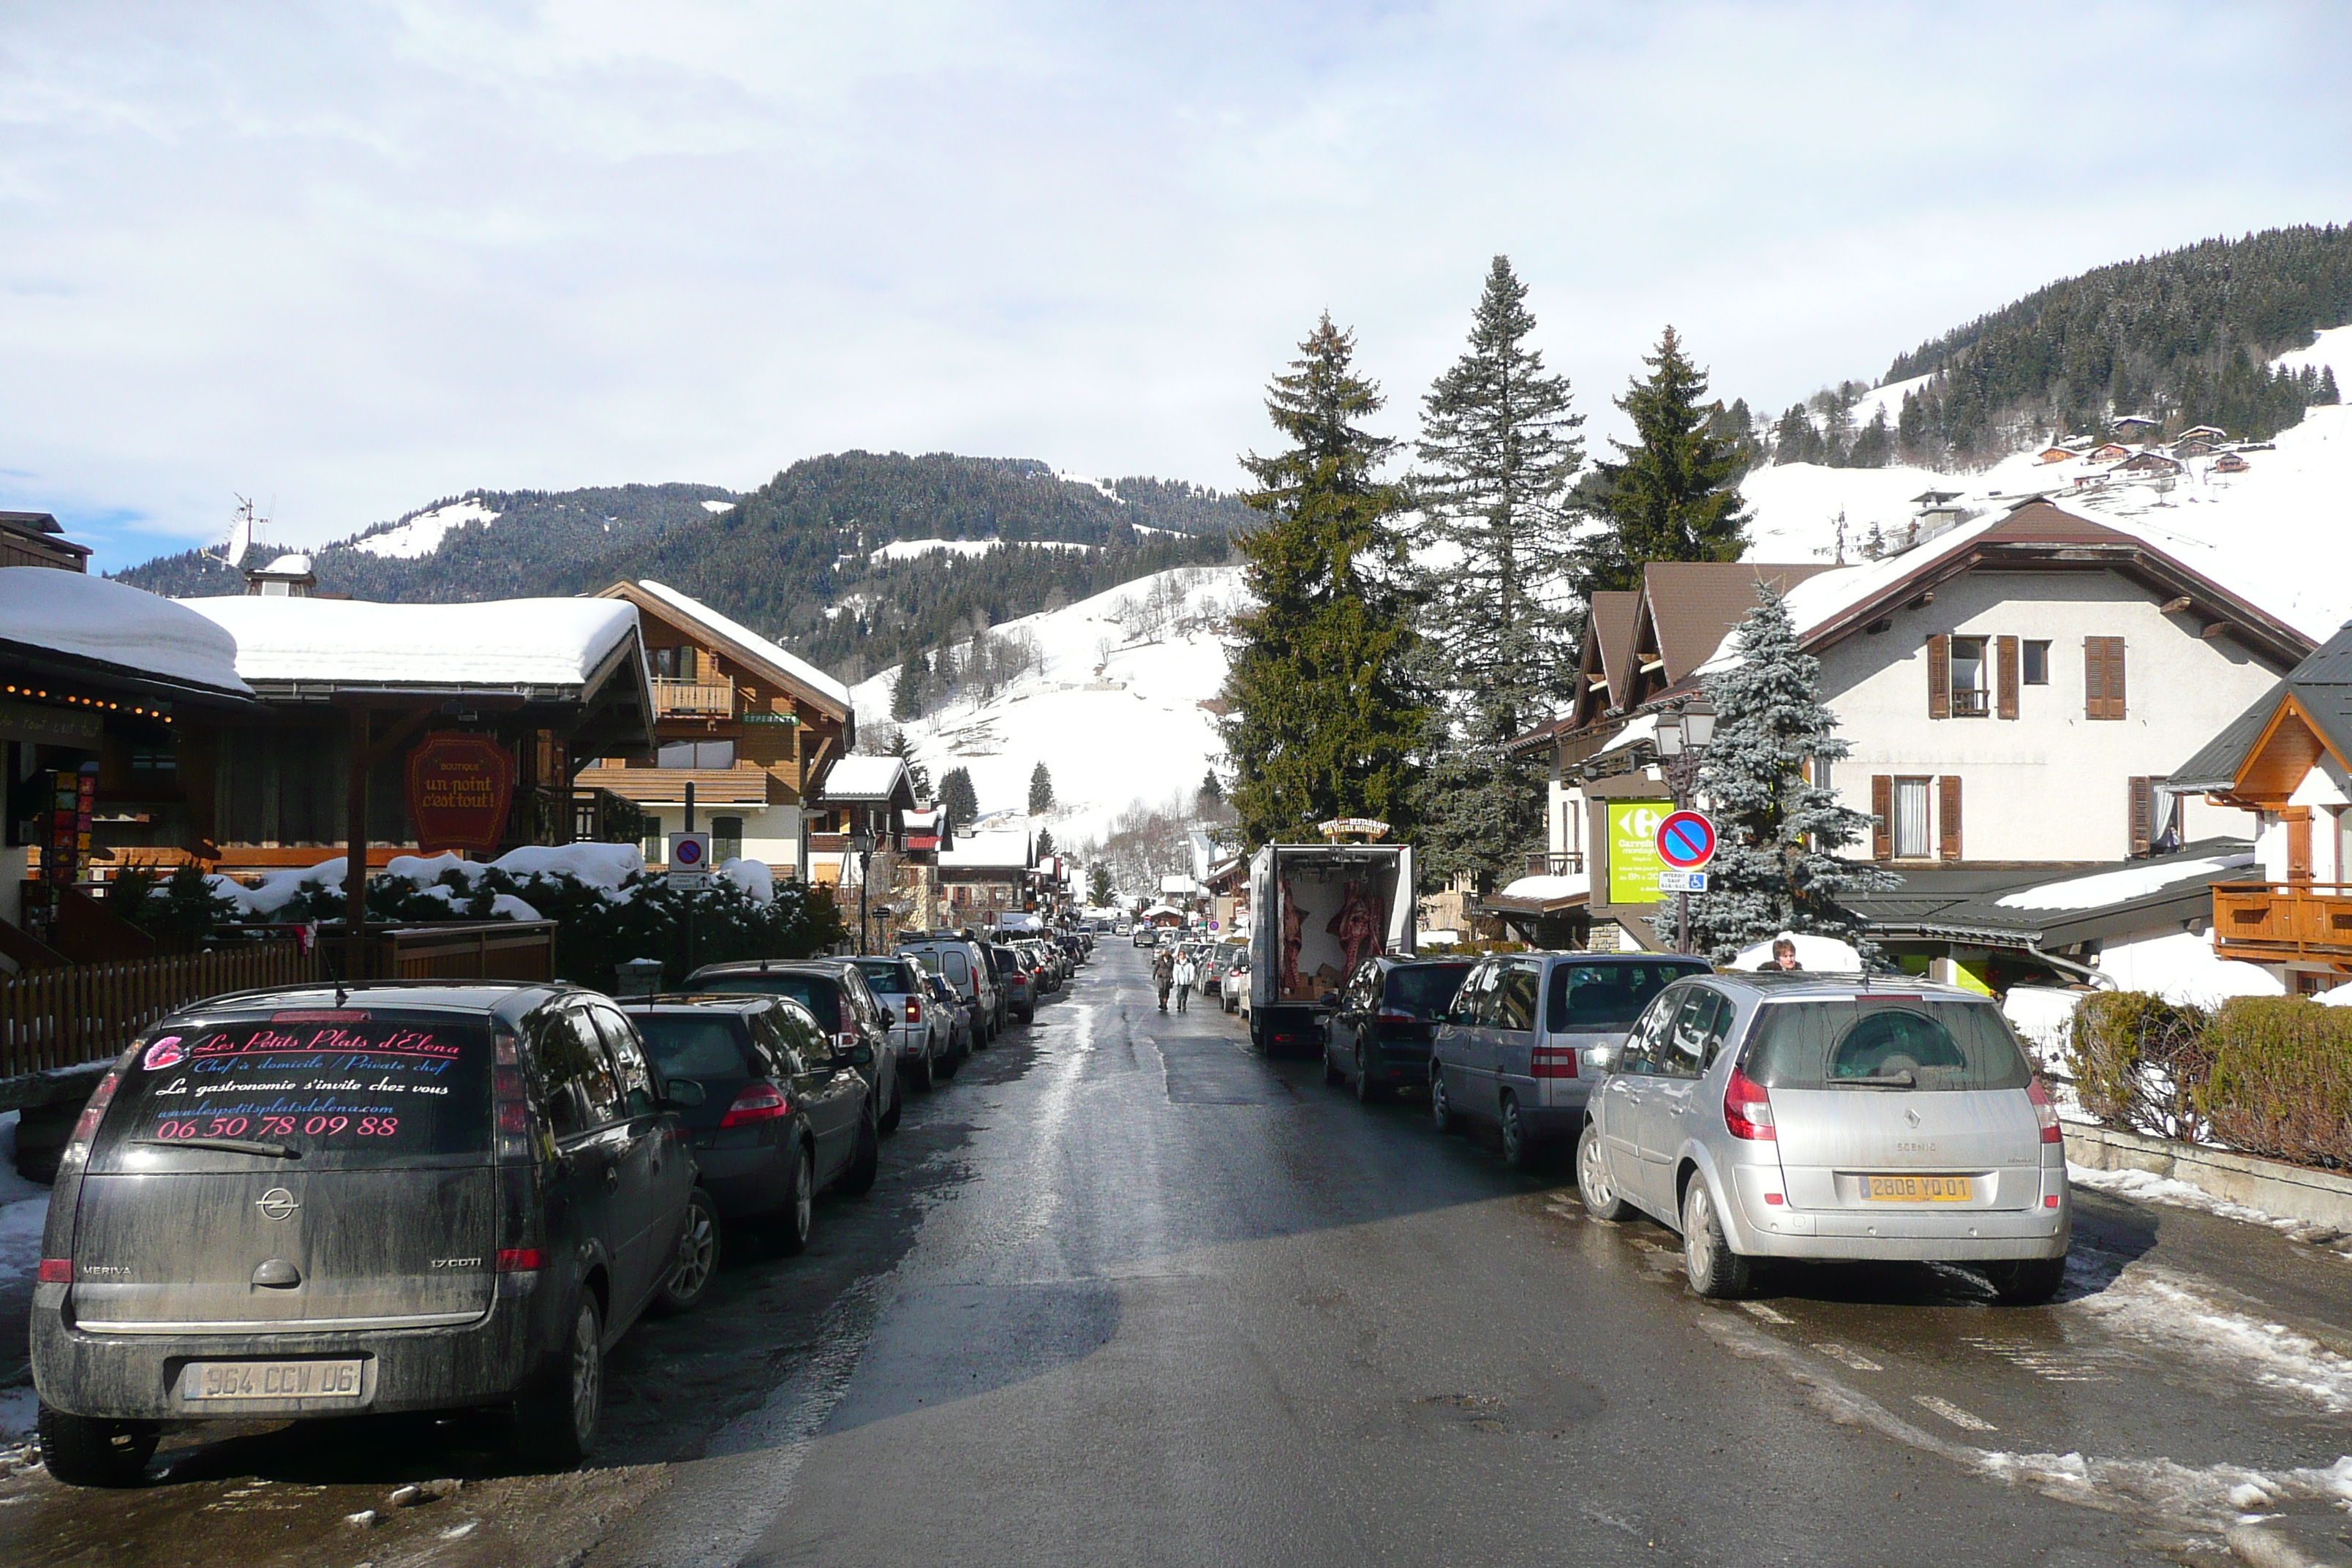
[1817,570,2283,863]
[638,802,803,870]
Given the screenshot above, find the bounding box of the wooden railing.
[1523,852,1588,877]
[0,940,320,1079]
[2212,883,2352,963]
[652,676,735,717]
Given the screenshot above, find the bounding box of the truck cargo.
[1246,843,1415,1055]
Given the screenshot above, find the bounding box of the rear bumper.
[694,1142,793,1218]
[1725,1165,2072,1261]
[31,1279,554,1422]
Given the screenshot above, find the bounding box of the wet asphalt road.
[5,944,2351,1567]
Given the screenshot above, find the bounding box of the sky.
[4,2,2349,573]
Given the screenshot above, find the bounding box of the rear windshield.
[1547,961,1711,1031]
[633,1014,753,1079]
[852,959,919,995]
[1743,998,2032,1091]
[95,1012,491,1164]
[684,973,839,1025]
[1382,964,1474,1017]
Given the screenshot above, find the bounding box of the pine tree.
[939,766,979,829]
[1028,761,1055,814]
[1197,769,1223,810]
[1409,256,1584,891]
[1576,327,1752,596]
[1221,315,1428,845]
[2321,366,2342,405]
[1088,862,1112,905]
[1685,582,1894,962]
[1036,829,1057,859]
[1847,408,1893,468]
[883,728,932,804]
[890,657,922,722]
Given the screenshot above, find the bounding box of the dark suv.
[1324,957,1479,1102]
[31,981,708,1485]
[621,995,876,1254]
[682,960,902,1134]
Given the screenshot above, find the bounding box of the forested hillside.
[1881,224,2351,463]
[111,453,1247,682]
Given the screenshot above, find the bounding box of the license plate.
[1866,1175,1974,1202]
[181,1358,365,1402]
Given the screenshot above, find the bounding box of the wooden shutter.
[1926,634,1951,719]
[1872,774,1893,861]
[1997,636,2020,720]
[2084,636,2126,720]
[2128,777,2152,856]
[1938,776,1962,861]
[2286,807,2313,883]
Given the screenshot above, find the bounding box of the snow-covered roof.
[1,568,251,696]
[631,579,852,711]
[1994,851,2256,912]
[818,755,911,803]
[940,832,1032,872]
[1595,714,1659,757]
[181,595,638,688]
[257,553,312,576]
[1497,872,1589,901]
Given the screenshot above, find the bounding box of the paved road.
[4,944,2350,1567]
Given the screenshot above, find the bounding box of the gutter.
[2024,941,2114,990]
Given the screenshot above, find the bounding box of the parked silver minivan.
[1431,954,1709,1168]
[1578,973,2070,1303]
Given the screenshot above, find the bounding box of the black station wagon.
[31,981,709,1485]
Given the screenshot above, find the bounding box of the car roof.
[618,992,780,1014]
[1695,971,1988,1003]
[687,959,851,980]
[173,979,576,1025]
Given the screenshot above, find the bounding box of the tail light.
[1725,1065,1776,1140]
[497,1248,546,1273]
[1376,1006,1417,1025]
[2027,1079,2064,1145]
[905,996,922,1024]
[722,1083,791,1127]
[57,1060,127,1174]
[494,1026,537,1164]
[1530,1044,1578,1079]
[37,1259,72,1284]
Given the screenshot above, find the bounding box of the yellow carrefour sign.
[1606,800,1675,905]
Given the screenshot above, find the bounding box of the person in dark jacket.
[1153,948,1176,1011]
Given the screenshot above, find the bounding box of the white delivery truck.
[1246,842,1416,1055]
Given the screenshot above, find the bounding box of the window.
[713,815,744,862]
[539,1011,622,1134]
[1618,985,1688,1073]
[2022,640,2050,685]
[1494,963,1539,1032]
[589,1006,659,1118]
[1810,755,1833,796]
[654,645,698,679]
[1948,636,1989,717]
[1893,777,1932,859]
[1547,960,1708,1030]
[2084,637,2127,720]
[642,814,664,863]
[1661,990,1730,1077]
[657,740,736,769]
[129,746,176,779]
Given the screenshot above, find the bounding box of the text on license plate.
[181,1359,364,1401]
[1866,1175,1974,1202]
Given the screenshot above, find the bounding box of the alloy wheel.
[568,1304,602,1446]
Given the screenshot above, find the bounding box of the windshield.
[633,1014,752,1079]
[853,959,919,995]
[1743,998,2032,1091]
[92,1011,491,1166]
[1547,961,1711,1030]
[1383,964,1474,1017]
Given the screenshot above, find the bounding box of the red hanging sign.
[404,734,517,856]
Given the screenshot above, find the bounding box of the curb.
[2063,1123,2352,1234]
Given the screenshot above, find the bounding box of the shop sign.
[405,734,516,855]
[1604,800,1674,905]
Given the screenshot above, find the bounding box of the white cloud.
[1,1,2348,569]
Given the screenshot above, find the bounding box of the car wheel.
[1431,1069,1463,1134]
[769,1142,815,1256]
[1681,1177,1752,1300]
[35,1405,158,1488]
[516,1295,603,1469]
[838,1105,880,1196]
[1499,1093,1542,1170]
[1578,1123,1632,1221]
[878,1072,902,1135]
[1354,1041,1387,1104]
[907,1047,934,1093]
[652,1187,720,1316]
[1323,1033,1346,1086]
[1983,1254,2067,1306]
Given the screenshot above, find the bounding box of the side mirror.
[661,1079,708,1109]
[1586,1046,1618,1074]
[848,1043,875,1067]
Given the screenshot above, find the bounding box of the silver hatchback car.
[1578,973,2070,1304]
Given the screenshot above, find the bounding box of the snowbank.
[2092,930,2284,1007]
[2002,984,2085,1069]
[1725,932,1862,971]
[490,843,644,889]
[181,595,638,687]
[721,857,773,903]
[0,568,251,695]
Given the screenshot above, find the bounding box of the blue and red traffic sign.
[1654,810,1716,870]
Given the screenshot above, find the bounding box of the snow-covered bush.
[2068,991,2212,1142]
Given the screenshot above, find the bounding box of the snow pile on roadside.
[2076,1264,2352,1414]
[2066,1161,2283,1227]
[213,843,645,917]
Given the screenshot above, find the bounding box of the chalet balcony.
[652,675,736,717]
[573,762,773,808]
[2212,882,2352,965]
[1523,851,1588,878]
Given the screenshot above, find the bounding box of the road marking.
[1739,1301,1795,1325]
[1912,1394,1997,1432]
[1958,1335,2117,1383]
[1813,1341,1883,1372]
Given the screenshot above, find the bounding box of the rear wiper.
[134,1136,300,1158]
[1844,1071,1917,1088]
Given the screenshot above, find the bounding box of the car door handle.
[604,1165,621,1191]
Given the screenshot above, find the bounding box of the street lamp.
[1653,706,1715,953]
[848,823,875,955]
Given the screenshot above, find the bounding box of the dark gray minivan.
[31,981,709,1485]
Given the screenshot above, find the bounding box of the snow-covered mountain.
[851,566,1243,851]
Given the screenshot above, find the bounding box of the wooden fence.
[0,941,321,1079]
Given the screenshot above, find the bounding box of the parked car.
[922,971,976,1062]
[1133,924,1156,947]
[1324,956,1478,1102]
[1205,939,1247,996]
[622,994,877,1252]
[1224,956,1248,1014]
[1015,941,1060,995]
[850,955,951,1091]
[1577,973,2072,1303]
[31,981,709,1484]
[990,943,1038,1023]
[682,960,903,1134]
[898,938,1005,1041]
[1432,954,1711,1169]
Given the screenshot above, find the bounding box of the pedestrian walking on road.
[1172,950,1198,1013]
[1153,948,1175,1011]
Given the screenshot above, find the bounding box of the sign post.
[1653,809,1718,954]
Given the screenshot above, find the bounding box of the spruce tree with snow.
[939,767,979,830]
[1028,761,1055,814]
[1036,829,1056,859]
[1577,327,1752,597]
[882,728,931,804]
[1685,582,1893,962]
[1220,315,1427,845]
[1409,256,1584,891]
[890,655,923,722]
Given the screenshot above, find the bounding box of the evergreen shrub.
[2198,998,2352,1170]
[2066,991,2212,1142]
